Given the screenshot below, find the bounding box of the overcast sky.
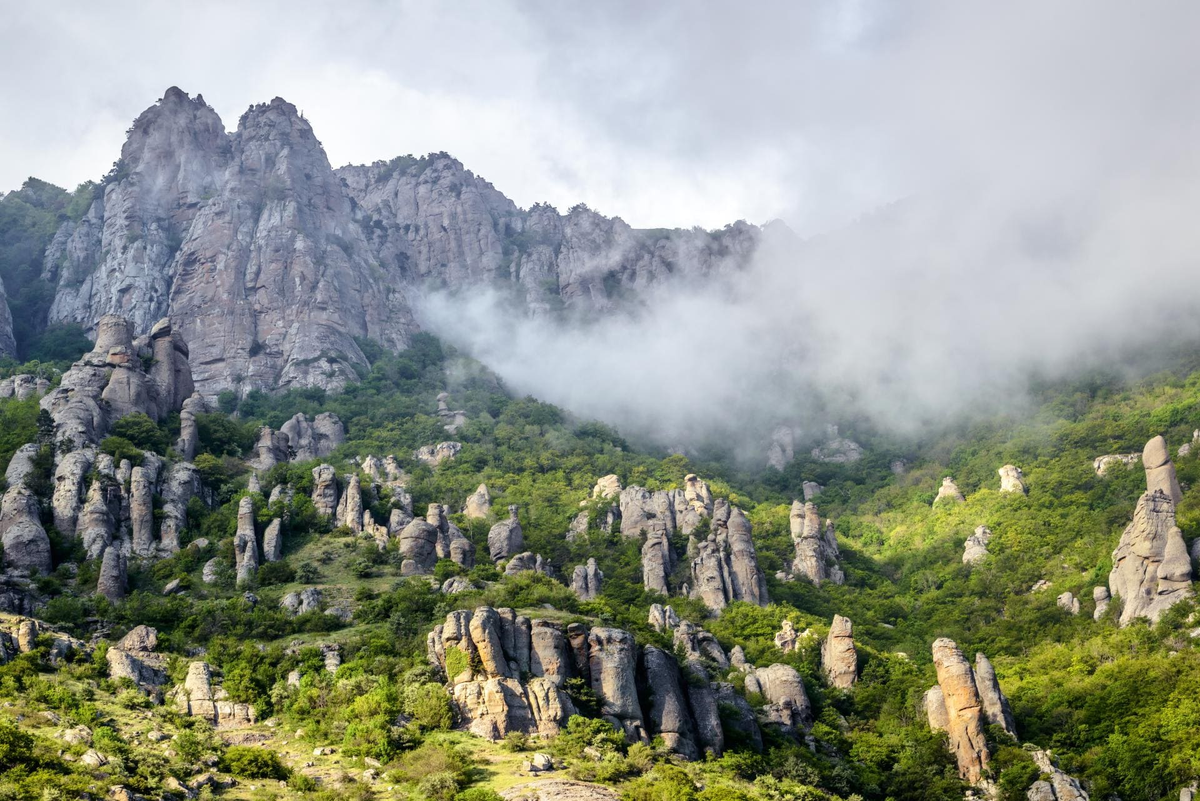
[0,1,934,231]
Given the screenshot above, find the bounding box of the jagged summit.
[10,88,761,399]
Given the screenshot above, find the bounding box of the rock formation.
[280,587,322,616]
[159,462,201,554]
[414,441,462,467]
[571,558,603,600]
[743,663,813,735]
[787,500,844,585]
[249,427,290,472]
[400,503,475,576]
[642,646,699,760]
[767,426,794,471]
[96,546,127,602]
[648,603,681,633]
[280,412,345,462]
[77,479,116,560]
[821,615,857,689]
[963,525,992,565]
[262,519,283,562]
[488,505,523,562]
[39,315,192,450]
[998,464,1027,494]
[1092,586,1110,620]
[106,625,165,693]
[175,393,205,461]
[463,483,491,519]
[588,627,648,743]
[1143,435,1183,506]
[437,392,467,434]
[50,450,93,537]
[973,652,1017,739]
[1057,592,1081,616]
[1028,750,1091,801]
[1093,453,1140,475]
[504,552,550,576]
[170,661,256,727]
[690,501,769,611]
[0,484,52,575]
[811,426,863,463]
[310,464,340,518]
[334,473,364,532]
[935,477,965,504]
[129,466,155,557]
[802,481,823,501]
[233,497,258,587]
[930,638,990,783]
[1108,489,1193,625]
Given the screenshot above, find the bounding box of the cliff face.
[27,87,760,397]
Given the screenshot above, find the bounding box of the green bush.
[98,435,143,466]
[257,560,296,586]
[220,745,290,779]
[455,789,504,801]
[110,412,169,454]
[418,772,462,801]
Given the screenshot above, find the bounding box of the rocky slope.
[17,88,759,399]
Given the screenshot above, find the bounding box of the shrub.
[501,731,530,752]
[418,772,462,801]
[99,435,143,466]
[0,719,34,769]
[110,412,168,454]
[257,560,296,586]
[404,682,454,732]
[296,563,322,583]
[455,789,504,801]
[220,745,290,779]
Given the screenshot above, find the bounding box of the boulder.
[488,505,523,562]
[935,477,965,504]
[310,464,339,518]
[280,587,322,616]
[280,412,345,462]
[974,652,1017,739]
[801,481,823,501]
[233,497,258,587]
[1057,592,1081,616]
[202,557,220,583]
[1029,749,1090,801]
[1109,489,1193,625]
[106,625,165,692]
[463,483,491,519]
[1143,435,1183,506]
[821,615,857,689]
[931,638,989,783]
[171,661,256,727]
[745,663,812,734]
[505,552,549,576]
[998,464,1027,494]
[648,603,680,633]
[249,427,290,472]
[571,558,603,601]
[963,525,992,565]
[0,484,52,574]
[923,685,949,731]
[441,575,473,594]
[398,517,439,575]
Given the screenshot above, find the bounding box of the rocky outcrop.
[673,620,729,670]
[973,652,1017,740]
[414,441,462,467]
[811,426,863,463]
[930,638,990,783]
[95,544,127,599]
[77,479,116,560]
[998,464,1027,494]
[249,427,290,472]
[571,559,603,601]
[280,412,345,462]
[1094,453,1140,474]
[588,627,647,743]
[774,620,803,653]
[39,315,193,450]
[427,607,576,740]
[0,484,52,575]
[1143,435,1183,506]
[463,483,491,519]
[963,525,992,565]
[648,603,681,634]
[690,501,769,611]
[170,661,256,727]
[821,615,857,689]
[935,477,965,504]
[310,464,339,518]
[159,461,201,554]
[505,552,550,576]
[1092,586,1110,620]
[232,497,258,587]
[802,481,823,501]
[280,587,321,616]
[262,519,283,562]
[744,663,812,735]
[923,685,949,732]
[1108,489,1193,625]
[50,450,94,538]
[1028,750,1090,801]
[643,646,699,760]
[106,625,165,692]
[488,505,523,562]
[400,503,474,575]
[175,393,204,461]
[787,500,844,585]
[334,473,363,532]
[1057,592,1081,616]
[767,425,794,471]
[129,466,155,557]
[437,392,467,434]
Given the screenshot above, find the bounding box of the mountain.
[11,87,758,396]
